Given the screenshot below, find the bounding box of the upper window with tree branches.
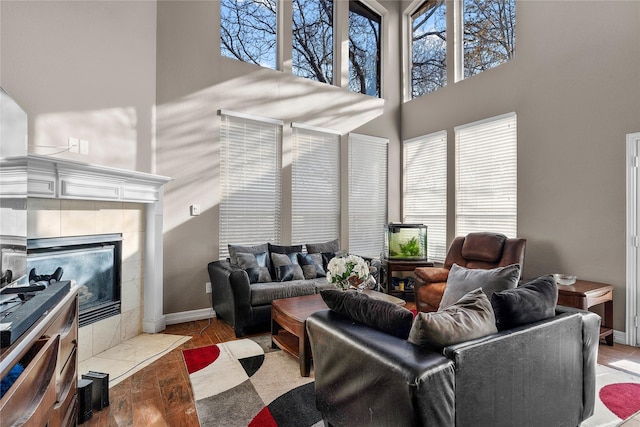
[411,0,446,98]
[349,1,381,98]
[293,0,334,84]
[463,0,516,78]
[220,0,277,69]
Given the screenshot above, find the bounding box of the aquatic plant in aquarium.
[385,224,427,260]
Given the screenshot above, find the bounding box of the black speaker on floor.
[77,379,93,424]
[82,371,109,411]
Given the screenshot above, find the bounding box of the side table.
[381,258,434,297]
[556,279,614,346]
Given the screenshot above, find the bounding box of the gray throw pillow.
[228,243,271,273]
[491,275,558,331]
[297,253,326,279]
[235,252,272,284]
[439,263,521,310]
[305,239,340,254]
[270,252,304,282]
[408,288,498,350]
[321,289,414,339]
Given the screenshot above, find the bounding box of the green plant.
[399,236,422,257]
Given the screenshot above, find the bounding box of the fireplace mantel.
[0,154,172,333]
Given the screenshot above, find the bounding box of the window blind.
[348,134,388,258]
[403,130,447,263]
[291,127,340,244]
[455,113,517,237]
[219,113,282,258]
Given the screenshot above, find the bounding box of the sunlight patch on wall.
[156,68,386,235]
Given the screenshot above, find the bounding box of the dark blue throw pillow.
[490,275,558,331]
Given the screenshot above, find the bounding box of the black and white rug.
[182,335,321,427]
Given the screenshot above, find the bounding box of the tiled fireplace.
[28,199,145,361]
[10,154,171,363]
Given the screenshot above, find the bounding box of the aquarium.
[385,223,427,260]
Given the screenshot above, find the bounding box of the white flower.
[326,254,370,289]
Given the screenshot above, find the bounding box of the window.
[463,0,516,78]
[291,126,340,244]
[292,0,334,84]
[349,134,388,258]
[220,0,277,69]
[411,0,446,98]
[219,112,283,258]
[403,131,447,262]
[349,1,381,97]
[455,113,517,237]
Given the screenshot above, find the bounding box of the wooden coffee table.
[271,290,405,376]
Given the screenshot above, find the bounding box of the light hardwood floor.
[84,306,640,427]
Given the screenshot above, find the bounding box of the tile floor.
[78,333,191,387]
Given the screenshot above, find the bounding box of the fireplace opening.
[27,234,122,327]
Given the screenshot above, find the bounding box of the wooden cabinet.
[0,286,79,426]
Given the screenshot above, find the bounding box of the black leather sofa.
[208,253,381,337]
[306,305,600,427]
[208,259,334,337]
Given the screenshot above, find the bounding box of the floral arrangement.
[326,254,370,290]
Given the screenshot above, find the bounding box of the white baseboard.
[613,329,627,345]
[164,308,215,325]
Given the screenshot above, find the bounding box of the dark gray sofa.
[208,259,335,337]
[306,305,600,427]
[207,240,381,337]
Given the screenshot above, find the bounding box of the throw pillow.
[270,252,304,282]
[235,252,272,284]
[268,243,303,255]
[491,275,558,331]
[320,289,414,339]
[297,253,326,279]
[439,263,521,310]
[408,288,498,351]
[228,243,271,273]
[305,239,340,254]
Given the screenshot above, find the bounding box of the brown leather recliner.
[414,232,526,312]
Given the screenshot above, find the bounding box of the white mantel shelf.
[0,154,172,333]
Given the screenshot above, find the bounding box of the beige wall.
[0,0,157,172]
[155,0,403,313]
[401,0,640,331]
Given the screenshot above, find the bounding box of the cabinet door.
[0,335,60,426]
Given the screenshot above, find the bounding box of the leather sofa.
[306,305,600,427]
[208,259,334,337]
[208,247,381,337]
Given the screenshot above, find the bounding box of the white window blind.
[219,113,282,258]
[455,113,517,237]
[291,127,340,244]
[348,134,388,258]
[403,130,447,263]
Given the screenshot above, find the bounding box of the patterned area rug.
[182,336,639,427]
[582,364,640,427]
[182,335,321,427]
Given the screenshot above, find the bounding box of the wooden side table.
[556,279,614,346]
[381,258,434,297]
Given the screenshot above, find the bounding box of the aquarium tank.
[384,224,427,260]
